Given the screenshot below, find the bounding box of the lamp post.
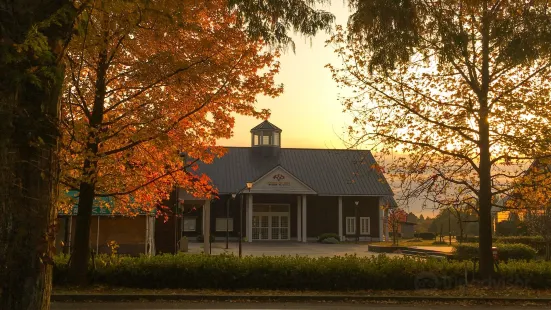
[227,194,236,249]
[354,201,359,243]
[238,182,253,258]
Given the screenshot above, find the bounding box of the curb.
[51,294,551,303]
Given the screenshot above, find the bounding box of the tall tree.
[1,0,333,307]
[62,0,284,284]
[328,0,551,278]
[0,1,83,308]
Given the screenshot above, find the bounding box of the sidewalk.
[51,287,551,304]
[50,293,551,304]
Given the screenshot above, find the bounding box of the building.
[56,194,156,256]
[155,120,396,253]
[399,222,417,239]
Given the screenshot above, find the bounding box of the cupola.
[250,120,282,156]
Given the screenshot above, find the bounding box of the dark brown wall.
[342,196,380,238]
[306,196,339,238]
[155,213,178,254]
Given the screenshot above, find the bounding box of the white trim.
[297,196,302,242]
[384,208,390,241]
[345,217,356,235]
[338,196,343,241]
[360,217,370,235]
[301,195,307,242]
[378,203,384,241]
[251,204,291,240]
[249,166,317,195]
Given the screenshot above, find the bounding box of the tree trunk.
[69,23,110,284]
[477,0,494,280]
[0,1,78,308]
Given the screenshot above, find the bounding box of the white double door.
[252,212,290,240]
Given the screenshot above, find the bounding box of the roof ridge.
[221,146,372,152]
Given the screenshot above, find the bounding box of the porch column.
[296,195,302,242]
[338,196,343,241]
[203,200,211,254]
[301,195,307,242]
[384,208,390,241]
[247,194,253,242]
[379,204,384,242]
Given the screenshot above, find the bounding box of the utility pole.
[448,208,452,245]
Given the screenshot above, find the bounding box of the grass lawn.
[369,240,453,247]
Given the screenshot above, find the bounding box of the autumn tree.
[61,0,288,284]
[388,207,407,245]
[507,159,551,259]
[328,0,551,278]
[2,0,333,306]
[0,1,85,308]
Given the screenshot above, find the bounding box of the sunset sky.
[218,2,353,150]
[218,3,438,217]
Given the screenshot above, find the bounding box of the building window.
[253,134,260,146]
[360,217,370,235]
[216,218,234,232]
[346,217,356,234]
[273,132,280,146]
[262,132,271,145]
[183,217,196,232]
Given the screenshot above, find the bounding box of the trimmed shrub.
[317,233,340,242]
[53,253,551,290]
[456,236,547,254]
[456,236,479,243]
[53,254,469,290]
[453,243,537,261]
[322,237,340,244]
[417,232,436,240]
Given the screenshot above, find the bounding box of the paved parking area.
[185,242,400,257]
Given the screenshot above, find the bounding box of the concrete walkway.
[185,242,399,257]
[410,246,454,253]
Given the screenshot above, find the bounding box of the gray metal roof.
[196,147,394,197]
[250,120,282,132]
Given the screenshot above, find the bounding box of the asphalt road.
[51,302,541,310]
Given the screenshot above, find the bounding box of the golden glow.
[218,3,353,149]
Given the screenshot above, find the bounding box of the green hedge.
[54,254,470,290]
[458,236,544,244]
[317,233,340,242]
[53,253,551,290]
[453,243,537,261]
[457,236,547,254]
[415,232,436,240]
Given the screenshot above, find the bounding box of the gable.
[195,147,394,196]
[250,166,317,195]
